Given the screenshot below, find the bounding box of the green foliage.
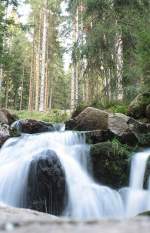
[13,110,70,123]
[108,103,128,114]
[68,0,150,103]
[73,100,128,116]
[111,138,135,158]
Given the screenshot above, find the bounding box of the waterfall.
[0,131,149,219]
[125,150,150,217]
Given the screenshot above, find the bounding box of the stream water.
[0,130,149,220]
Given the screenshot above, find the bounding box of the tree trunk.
[19,67,24,111]
[35,11,42,111]
[39,0,48,112]
[115,31,123,100]
[28,61,34,111]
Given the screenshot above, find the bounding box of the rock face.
[66,107,108,131]
[12,120,55,134]
[0,109,17,125]
[128,92,150,119]
[90,142,130,188]
[26,150,67,216]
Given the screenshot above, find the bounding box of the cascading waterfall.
[0,130,149,220]
[125,150,150,217]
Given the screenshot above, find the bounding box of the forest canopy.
[0,0,149,111]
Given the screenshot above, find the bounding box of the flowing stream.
[0,130,150,220]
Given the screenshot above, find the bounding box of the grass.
[11,109,71,123]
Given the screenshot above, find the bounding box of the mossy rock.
[128,92,150,119]
[138,211,150,217]
[90,141,132,189]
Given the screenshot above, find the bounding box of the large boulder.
[11,120,55,134]
[66,106,150,146]
[90,142,131,189]
[128,92,150,119]
[0,123,10,147]
[66,107,137,146]
[0,122,21,147]
[66,107,108,131]
[26,150,68,216]
[0,109,17,125]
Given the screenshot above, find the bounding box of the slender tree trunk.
[35,11,42,111]
[20,67,24,110]
[115,31,123,100]
[5,77,9,109]
[39,0,48,112]
[49,86,53,110]
[0,66,3,107]
[71,65,76,111]
[71,7,79,111]
[44,59,49,111]
[28,61,33,111]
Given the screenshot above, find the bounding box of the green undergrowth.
[72,101,128,118]
[111,138,139,160]
[11,110,70,123]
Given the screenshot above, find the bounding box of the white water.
[124,150,150,217]
[0,131,149,219]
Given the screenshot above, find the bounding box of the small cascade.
[125,150,150,217]
[0,131,149,219]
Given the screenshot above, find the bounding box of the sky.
[17,1,31,24]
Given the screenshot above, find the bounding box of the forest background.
[0,0,149,121]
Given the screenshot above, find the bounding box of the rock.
[0,109,17,125]
[0,204,57,230]
[0,205,150,233]
[108,113,138,146]
[139,211,150,216]
[71,104,88,118]
[66,106,150,146]
[146,104,150,119]
[26,149,67,216]
[90,142,131,188]
[108,113,130,136]
[12,120,55,134]
[127,118,150,146]
[67,108,138,146]
[66,107,109,131]
[86,130,114,144]
[0,123,10,147]
[128,92,150,119]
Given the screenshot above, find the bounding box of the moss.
[90,141,133,189]
[136,132,150,146]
